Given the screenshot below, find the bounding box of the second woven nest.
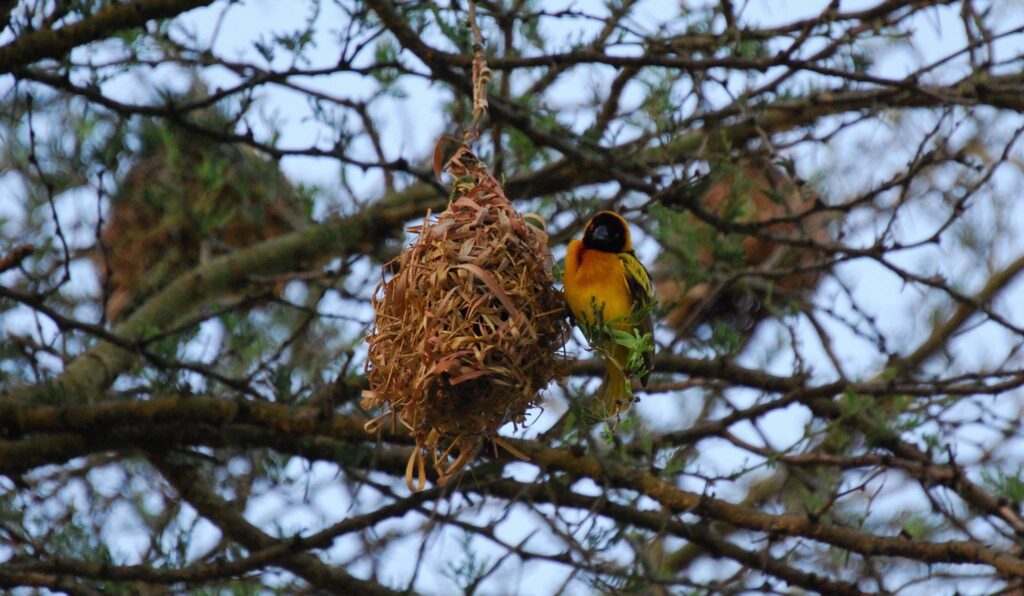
[364,141,565,489]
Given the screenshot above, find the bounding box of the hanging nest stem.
[363,139,566,490]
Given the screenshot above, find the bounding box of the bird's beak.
[591,224,610,243]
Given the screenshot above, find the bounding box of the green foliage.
[575,296,654,381]
[427,4,471,50]
[372,36,405,94]
[635,69,683,135]
[562,396,605,433]
[897,512,941,541]
[981,467,1024,506]
[445,531,492,594]
[707,322,743,354]
[734,39,771,59]
[650,202,709,289]
[27,504,114,565]
[611,326,654,377]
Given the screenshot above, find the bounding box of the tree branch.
[0,0,215,74]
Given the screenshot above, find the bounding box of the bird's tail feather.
[597,356,633,418]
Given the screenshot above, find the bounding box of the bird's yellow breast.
[564,239,633,329]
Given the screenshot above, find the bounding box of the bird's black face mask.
[583,211,628,253]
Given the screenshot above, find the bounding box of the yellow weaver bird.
[564,211,655,417]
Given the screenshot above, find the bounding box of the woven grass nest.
[96,101,304,322]
[655,157,834,338]
[363,140,566,490]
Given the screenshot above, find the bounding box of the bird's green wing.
[618,251,655,386]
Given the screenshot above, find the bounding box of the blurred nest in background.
[363,140,566,490]
[655,156,836,342]
[95,87,308,322]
